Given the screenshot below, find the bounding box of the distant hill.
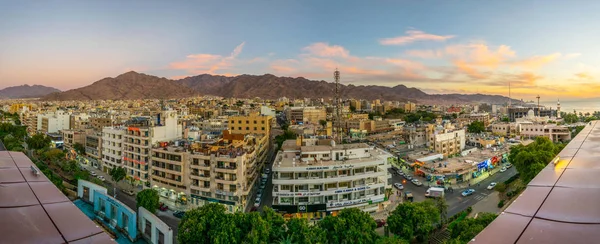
[41,71,197,101]
[176,73,521,105]
[0,84,61,99]
[41,71,521,105]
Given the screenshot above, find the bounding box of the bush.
[495,182,507,193]
[466,206,473,213]
[504,173,520,185]
[498,200,505,208]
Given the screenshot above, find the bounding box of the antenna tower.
[536,95,541,117]
[334,68,343,144]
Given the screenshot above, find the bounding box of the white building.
[122,110,182,186]
[37,110,70,133]
[260,106,276,117]
[101,126,125,173]
[271,138,392,217]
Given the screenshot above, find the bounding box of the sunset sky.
[2,0,600,100]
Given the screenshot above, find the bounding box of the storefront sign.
[333,165,354,170]
[306,166,330,171]
[328,198,368,208]
[275,191,323,197]
[334,185,371,194]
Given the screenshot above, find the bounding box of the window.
[261,127,265,131]
[254,120,257,124]
[246,127,249,130]
[254,127,257,130]
[230,120,235,124]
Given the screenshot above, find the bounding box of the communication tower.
[334,69,343,144]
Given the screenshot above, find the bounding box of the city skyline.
[2,1,600,99]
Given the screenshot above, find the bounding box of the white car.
[91,171,97,177]
[411,179,423,186]
[500,167,507,173]
[97,175,105,182]
[394,183,404,190]
[253,198,261,207]
[487,182,497,190]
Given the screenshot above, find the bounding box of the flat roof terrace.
[274,147,392,168]
[0,151,114,243]
[472,121,600,243]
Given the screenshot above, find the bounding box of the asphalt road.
[256,147,277,212]
[388,166,518,217]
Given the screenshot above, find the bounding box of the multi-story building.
[458,113,491,127]
[286,107,326,125]
[228,112,272,138]
[61,129,87,150]
[85,133,102,169]
[197,119,228,136]
[404,102,417,113]
[69,113,90,130]
[38,110,70,133]
[187,131,269,212]
[90,117,112,131]
[271,138,392,218]
[519,123,571,142]
[101,126,125,173]
[426,124,466,157]
[403,125,427,147]
[508,107,555,122]
[151,144,189,202]
[122,110,182,186]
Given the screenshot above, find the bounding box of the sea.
[540,99,600,115]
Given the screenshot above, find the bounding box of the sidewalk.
[371,189,402,220]
[468,191,501,217]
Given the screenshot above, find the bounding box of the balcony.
[152,167,182,176]
[151,175,183,186]
[215,165,238,173]
[215,176,238,184]
[190,172,210,180]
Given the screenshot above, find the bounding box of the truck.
[425,187,445,198]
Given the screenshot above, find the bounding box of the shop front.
[189,194,240,213]
[273,204,328,221]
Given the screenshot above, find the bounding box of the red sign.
[128,127,140,132]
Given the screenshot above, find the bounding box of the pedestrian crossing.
[474,194,486,201]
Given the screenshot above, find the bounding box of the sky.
[2,0,600,101]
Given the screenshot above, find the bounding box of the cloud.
[404,49,445,59]
[510,53,562,69]
[565,53,581,59]
[302,42,350,58]
[575,72,593,80]
[168,42,246,75]
[379,30,455,45]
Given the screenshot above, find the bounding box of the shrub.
[498,200,505,208]
[495,182,507,193]
[466,206,473,213]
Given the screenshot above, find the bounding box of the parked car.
[159,203,169,211]
[394,183,404,190]
[404,175,413,181]
[506,163,513,168]
[173,211,185,218]
[411,179,423,186]
[487,182,497,190]
[97,175,105,181]
[265,168,271,174]
[257,192,263,199]
[254,198,261,207]
[90,172,97,177]
[462,189,476,197]
[375,219,386,228]
[396,169,404,176]
[121,189,135,196]
[500,167,507,173]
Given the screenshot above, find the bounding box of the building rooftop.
[0,151,114,243]
[275,143,390,168]
[472,121,600,243]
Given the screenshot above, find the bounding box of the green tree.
[350,105,356,112]
[319,119,328,128]
[467,121,485,133]
[136,189,160,213]
[318,208,378,244]
[90,177,104,186]
[509,137,564,183]
[448,213,497,243]
[73,142,86,155]
[285,218,325,244]
[109,166,127,183]
[435,197,449,224]
[178,203,248,244]
[387,200,440,242]
[375,236,409,244]
[27,133,51,150]
[262,207,286,242]
[41,148,66,163]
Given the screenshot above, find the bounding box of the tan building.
[458,113,491,127]
[286,107,326,125]
[90,117,112,131]
[151,146,189,200]
[426,124,466,157]
[84,133,102,169]
[228,112,272,137]
[404,102,417,113]
[187,132,269,212]
[349,99,362,111]
[61,129,87,150]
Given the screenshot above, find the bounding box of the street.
[255,147,277,212]
[388,166,518,217]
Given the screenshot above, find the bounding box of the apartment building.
[101,126,125,173]
[426,124,466,157]
[286,107,326,125]
[90,117,112,131]
[122,110,182,186]
[197,119,228,136]
[519,123,571,142]
[228,112,272,137]
[458,113,491,127]
[61,129,87,150]
[151,144,188,202]
[187,132,269,212]
[85,133,102,169]
[38,110,70,133]
[271,138,392,218]
[69,113,90,130]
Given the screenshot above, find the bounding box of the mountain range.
[0,84,61,99]
[40,71,520,105]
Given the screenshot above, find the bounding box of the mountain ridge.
[41,71,521,105]
[0,84,61,99]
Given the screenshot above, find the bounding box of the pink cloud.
[404,50,445,59]
[379,30,455,45]
[510,53,561,69]
[168,42,245,75]
[302,42,350,58]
